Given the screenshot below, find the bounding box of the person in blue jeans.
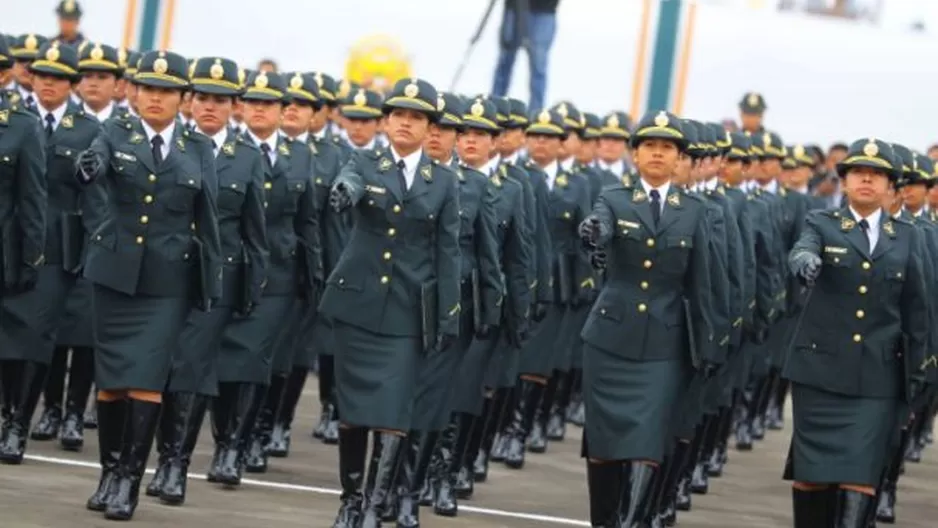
[491,0,559,113]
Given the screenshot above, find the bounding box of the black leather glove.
[329,182,352,213]
[590,250,607,271]
[10,265,38,294]
[532,302,549,322]
[432,333,457,355]
[578,216,602,247]
[76,150,103,184]
[475,323,497,340]
[792,252,822,285]
[700,361,719,380]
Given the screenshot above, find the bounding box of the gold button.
[380,275,389,284]
[148,174,156,182]
[190,223,196,231]
[227,256,233,262]
[144,195,153,203]
[680,240,686,247]
[640,281,649,290]
[833,257,840,264]
[853,334,862,343]
[388,228,396,236]
[264,182,272,190]
[646,238,655,248]
[393,205,401,213]
[563,211,571,219]
[338,278,345,285]
[368,200,375,206]
[188,179,195,185]
[862,261,871,270]
[65,150,71,156]
[897,272,903,279]
[230,183,237,189]
[638,303,647,313]
[856,310,865,319]
[135,236,144,244]
[264,201,269,208]
[858,285,868,294]
[643,259,653,269]
[140,215,149,224]
[383,251,391,260]
[183,253,189,260]
[95,235,102,240]
[600,308,607,315]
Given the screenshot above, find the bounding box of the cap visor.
[192,84,240,96]
[341,108,382,119]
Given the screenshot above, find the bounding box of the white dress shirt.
[503,151,520,166]
[760,179,779,194]
[390,147,423,190]
[141,120,176,159]
[247,130,279,166]
[83,101,114,123]
[560,157,575,172]
[289,131,309,144]
[196,127,229,158]
[481,155,500,176]
[640,178,671,214]
[541,160,560,190]
[36,100,68,132]
[598,159,625,175]
[849,206,882,254]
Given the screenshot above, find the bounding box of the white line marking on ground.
[23,454,590,527]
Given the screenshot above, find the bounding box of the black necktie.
[26,95,35,109]
[151,135,164,166]
[396,159,408,194]
[858,219,871,253]
[649,189,661,226]
[44,113,55,138]
[260,143,273,170]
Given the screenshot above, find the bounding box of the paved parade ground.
[2,380,938,527]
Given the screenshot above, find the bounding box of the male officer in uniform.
[786,138,929,527]
[52,1,87,48]
[0,35,48,464]
[9,34,49,112]
[594,111,634,186]
[738,92,766,135]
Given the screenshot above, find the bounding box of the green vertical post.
[645,0,683,111]
[137,0,163,52]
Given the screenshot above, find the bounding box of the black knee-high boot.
[792,487,836,528]
[587,461,622,528]
[159,392,209,505]
[0,361,48,464]
[314,355,338,443]
[752,373,775,441]
[145,393,176,496]
[489,387,514,462]
[207,382,234,482]
[708,404,734,477]
[527,376,554,453]
[690,416,717,494]
[472,396,497,482]
[361,432,403,528]
[105,398,161,521]
[333,427,367,528]
[246,375,286,473]
[397,431,436,528]
[505,381,543,469]
[547,370,570,441]
[834,488,874,528]
[877,427,910,523]
[567,368,585,427]
[433,416,463,516]
[60,346,94,450]
[31,349,66,441]
[452,412,476,500]
[270,366,307,457]
[86,398,127,511]
[767,378,788,430]
[617,462,657,527]
[216,382,265,485]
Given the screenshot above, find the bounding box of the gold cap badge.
[153,57,169,74]
[254,71,269,89]
[89,44,104,61]
[470,100,485,117]
[793,144,805,158]
[45,45,60,62]
[209,58,224,80]
[763,132,772,148]
[314,72,323,88]
[607,115,619,128]
[654,111,669,127]
[24,34,38,51]
[404,81,419,98]
[64,0,77,12]
[337,79,351,99]
[118,47,127,65]
[747,92,760,106]
[353,89,367,107]
[538,110,551,124]
[437,95,445,112]
[863,140,879,157]
[290,73,304,90]
[557,103,568,117]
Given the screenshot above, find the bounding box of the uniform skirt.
[270,299,304,377]
[333,320,421,431]
[412,292,473,431]
[583,343,687,462]
[783,383,899,486]
[56,278,94,347]
[92,284,189,392]
[770,315,797,370]
[291,301,320,369]
[167,306,232,396]
[555,306,588,372]
[519,304,565,377]
[452,330,503,416]
[491,337,520,389]
[0,266,75,364]
[216,294,295,385]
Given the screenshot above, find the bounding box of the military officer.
[786,144,828,211]
[265,72,325,459]
[738,91,766,135]
[785,138,928,527]
[144,57,268,506]
[223,70,321,476]
[74,50,222,520]
[594,111,634,186]
[422,94,502,519]
[324,78,461,528]
[32,41,126,452]
[9,34,49,111]
[501,106,590,471]
[0,36,48,463]
[117,49,141,117]
[307,71,349,446]
[338,84,381,158]
[578,110,716,527]
[0,42,97,465]
[53,1,87,48]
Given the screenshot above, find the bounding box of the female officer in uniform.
[75,50,223,521]
[0,42,98,465]
[143,56,268,506]
[786,138,929,527]
[578,110,717,527]
[0,37,48,464]
[211,70,320,481]
[325,77,461,528]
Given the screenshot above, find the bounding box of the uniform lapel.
[628,186,657,233]
[376,150,404,204]
[839,209,872,258]
[656,186,684,234]
[214,131,236,173]
[128,120,158,174]
[871,212,896,261]
[405,153,433,202]
[158,124,188,175]
[271,135,291,179]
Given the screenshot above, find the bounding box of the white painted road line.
[22,454,590,527]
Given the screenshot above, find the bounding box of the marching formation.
[2,2,938,528]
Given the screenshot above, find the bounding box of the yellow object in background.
[345,34,412,95]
